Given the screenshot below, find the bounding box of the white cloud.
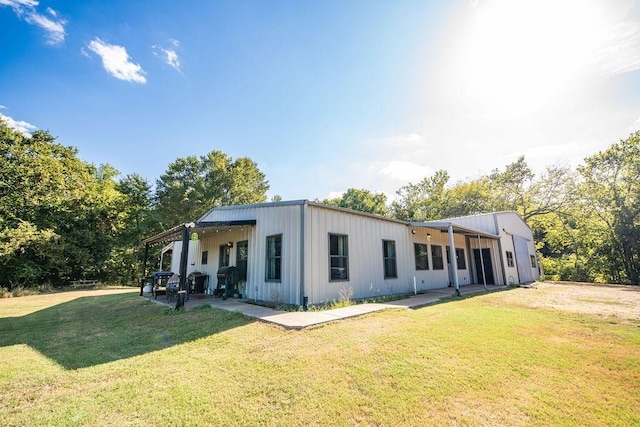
[0,0,38,8]
[441,0,640,115]
[25,10,66,45]
[0,112,37,135]
[87,38,147,84]
[379,160,434,181]
[0,0,66,45]
[594,20,640,76]
[152,42,182,72]
[326,191,345,200]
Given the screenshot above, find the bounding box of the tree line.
[322,133,640,285]
[1,118,638,288]
[0,120,268,288]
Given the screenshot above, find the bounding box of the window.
[329,234,349,281]
[456,248,466,269]
[383,240,397,278]
[506,251,514,267]
[431,245,444,270]
[446,247,466,269]
[266,234,282,281]
[201,250,208,265]
[414,243,429,270]
[219,245,230,267]
[237,241,248,281]
[530,254,537,268]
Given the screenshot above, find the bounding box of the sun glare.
[440,0,617,116]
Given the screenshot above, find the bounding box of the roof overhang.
[409,221,499,240]
[143,220,256,245]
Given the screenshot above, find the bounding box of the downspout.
[140,243,149,296]
[447,224,460,296]
[299,203,307,310]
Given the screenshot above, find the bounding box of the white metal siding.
[452,211,539,284]
[168,204,534,305]
[305,205,413,304]
[448,214,499,235]
[303,206,473,304]
[201,203,303,305]
[496,212,540,283]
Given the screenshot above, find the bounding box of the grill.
[187,272,209,294]
[215,266,240,300]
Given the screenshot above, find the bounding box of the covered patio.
[140,220,256,298]
[410,221,502,295]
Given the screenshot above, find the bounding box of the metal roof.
[409,221,500,239]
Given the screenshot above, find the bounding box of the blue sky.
[2,0,640,201]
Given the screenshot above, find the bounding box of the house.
[142,200,540,306]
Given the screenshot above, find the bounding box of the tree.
[439,178,493,218]
[578,131,640,284]
[0,120,122,287]
[155,150,269,226]
[391,170,450,221]
[104,174,161,285]
[321,188,388,216]
[487,156,574,222]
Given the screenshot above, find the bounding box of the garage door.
[513,236,533,284]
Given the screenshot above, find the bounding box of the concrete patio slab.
[143,284,507,329]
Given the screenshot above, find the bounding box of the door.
[236,240,248,281]
[513,236,533,283]
[473,248,495,285]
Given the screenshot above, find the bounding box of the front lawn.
[0,285,638,426]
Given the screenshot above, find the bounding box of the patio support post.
[478,235,487,291]
[447,224,460,296]
[178,226,191,292]
[140,243,149,296]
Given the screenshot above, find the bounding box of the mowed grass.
[0,288,638,426]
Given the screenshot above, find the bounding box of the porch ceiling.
[409,221,499,239]
[143,220,256,246]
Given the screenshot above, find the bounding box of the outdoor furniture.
[165,274,180,302]
[69,279,101,288]
[151,271,174,299]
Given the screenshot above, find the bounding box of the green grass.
[1,288,639,426]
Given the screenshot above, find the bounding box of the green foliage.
[321,188,389,216]
[577,131,640,284]
[155,150,269,226]
[2,112,638,286]
[106,174,161,285]
[0,120,122,287]
[391,170,451,220]
[488,156,575,222]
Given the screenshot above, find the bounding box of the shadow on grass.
[0,293,252,370]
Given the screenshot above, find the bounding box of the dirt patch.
[495,281,640,323]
